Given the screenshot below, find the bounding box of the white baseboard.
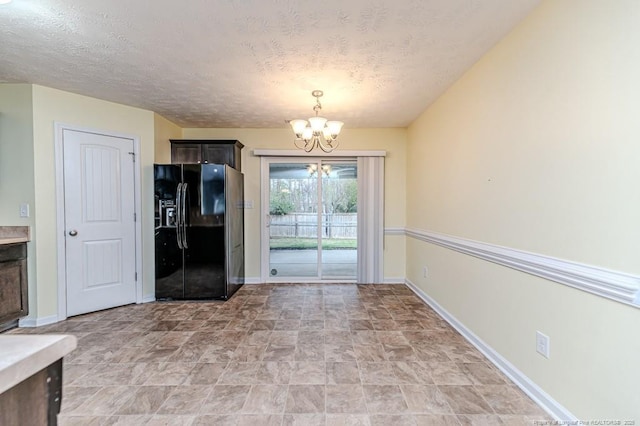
[244,278,406,285]
[141,295,156,303]
[18,315,60,328]
[404,278,576,422]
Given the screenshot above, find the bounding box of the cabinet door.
[171,144,202,164]
[202,144,233,166]
[0,258,28,324]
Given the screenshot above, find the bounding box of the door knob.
[69,230,78,236]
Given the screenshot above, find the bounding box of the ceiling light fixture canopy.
[290,90,343,153]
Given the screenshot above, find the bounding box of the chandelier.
[289,90,344,153]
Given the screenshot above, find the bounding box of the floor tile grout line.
[18,284,549,423]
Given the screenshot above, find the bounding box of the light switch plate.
[19,203,30,218]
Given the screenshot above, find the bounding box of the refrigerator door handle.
[181,183,189,249]
[176,182,183,249]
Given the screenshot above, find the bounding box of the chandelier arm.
[305,139,316,153]
[294,138,306,150]
[327,138,339,151]
[317,137,336,153]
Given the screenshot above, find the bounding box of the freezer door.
[154,164,185,299]
[183,164,226,298]
[225,165,245,298]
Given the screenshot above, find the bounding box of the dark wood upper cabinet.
[170,140,244,170]
[171,143,202,164]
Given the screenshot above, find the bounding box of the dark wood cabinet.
[170,140,244,170]
[0,243,28,332]
[170,143,202,164]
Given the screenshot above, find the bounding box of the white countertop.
[0,226,30,245]
[0,335,77,395]
[0,237,29,245]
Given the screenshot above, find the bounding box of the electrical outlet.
[536,331,550,358]
[19,203,30,218]
[423,266,429,278]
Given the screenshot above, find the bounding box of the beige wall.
[406,0,640,419]
[31,85,157,318]
[154,113,182,163]
[181,127,407,281]
[0,84,38,315]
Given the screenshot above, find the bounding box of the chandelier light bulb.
[326,121,344,139]
[290,119,308,138]
[302,126,313,141]
[308,116,327,133]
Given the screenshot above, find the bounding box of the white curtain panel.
[357,156,385,284]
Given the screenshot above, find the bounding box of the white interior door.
[63,129,137,316]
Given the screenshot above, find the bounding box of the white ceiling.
[0,0,539,128]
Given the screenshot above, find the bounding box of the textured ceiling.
[0,0,539,128]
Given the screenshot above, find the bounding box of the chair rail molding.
[404,227,640,307]
[384,227,406,236]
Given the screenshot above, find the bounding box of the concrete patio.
[269,249,357,279]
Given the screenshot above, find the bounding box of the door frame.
[54,122,143,321]
[256,150,386,284]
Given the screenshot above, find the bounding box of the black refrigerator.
[154,163,244,300]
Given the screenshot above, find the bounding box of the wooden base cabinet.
[0,243,28,332]
[0,360,62,426]
[0,335,76,426]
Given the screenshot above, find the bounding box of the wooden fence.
[269,213,357,239]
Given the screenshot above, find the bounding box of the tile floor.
[9,284,550,425]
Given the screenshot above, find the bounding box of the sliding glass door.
[265,159,357,281]
[320,162,357,279]
[268,162,319,278]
